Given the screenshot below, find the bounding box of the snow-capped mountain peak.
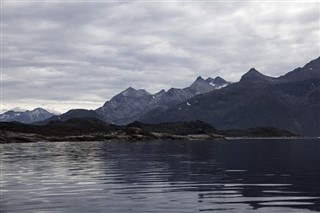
[0,108,55,123]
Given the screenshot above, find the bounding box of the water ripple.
[1,139,320,212]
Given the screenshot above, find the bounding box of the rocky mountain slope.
[26,75,229,126]
[96,76,229,124]
[140,57,320,136]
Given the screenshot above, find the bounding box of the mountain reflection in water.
[1,139,320,212]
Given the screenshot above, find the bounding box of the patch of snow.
[310,68,313,70]
[210,82,228,89]
[216,83,228,89]
[152,96,155,99]
[33,110,41,117]
[178,107,182,111]
[187,102,191,106]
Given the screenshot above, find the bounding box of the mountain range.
[96,76,229,124]
[1,76,229,125]
[25,76,227,125]
[0,108,54,124]
[1,57,319,136]
[140,57,320,136]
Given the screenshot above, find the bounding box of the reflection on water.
[1,139,320,212]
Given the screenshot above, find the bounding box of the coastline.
[0,119,303,144]
[0,130,310,144]
[225,136,312,140]
[0,130,225,144]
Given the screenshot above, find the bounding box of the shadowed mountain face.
[96,76,230,125]
[36,109,100,125]
[240,68,276,82]
[0,108,54,124]
[140,57,320,136]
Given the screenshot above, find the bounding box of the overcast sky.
[2,1,319,113]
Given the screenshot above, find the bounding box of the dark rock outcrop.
[0,118,298,143]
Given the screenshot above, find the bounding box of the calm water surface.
[1,139,320,213]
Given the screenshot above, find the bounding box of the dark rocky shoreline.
[0,118,299,143]
[0,130,225,143]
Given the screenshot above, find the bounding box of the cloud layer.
[2,1,319,113]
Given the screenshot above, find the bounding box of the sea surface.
[1,139,320,213]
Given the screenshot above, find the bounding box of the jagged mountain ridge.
[0,108,55,124]
[96,76,230,124]
[3,57,319,136]
[30,75,229,125]
[2,76,229,125]
[140,57,320,136]
[95,87,160,125]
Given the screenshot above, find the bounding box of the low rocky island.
[0,118,298,143]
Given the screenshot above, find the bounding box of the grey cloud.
[2,1,319,113]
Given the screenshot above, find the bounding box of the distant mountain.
[2,76,229,126]
[240,68,276,82]
[96,76,230,125]
[140,57,320,136]
[0,108,54,124]
[154,76,229,108]
[206,76,230,89]
[95,87,159,125]
[36,109,100,125]
[279,57,320,82]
